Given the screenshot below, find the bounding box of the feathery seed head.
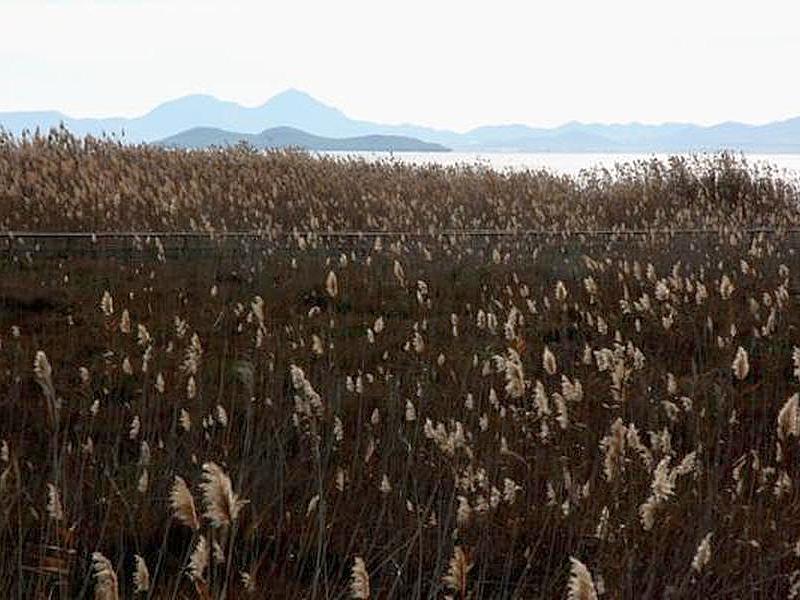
[91,552,119,600]
[326,270,339,298]
[199,461,248,528]
[100,291,114,316]
[732,346,749,381]
[543,346,558,376]
[188,535,209,582]
[567,557,598,600]
[691,532,713,573]
[442,546,473,596]
[133,554,150,593]
[350,556,370,599]
[170,475,199,530]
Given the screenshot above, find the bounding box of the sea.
[317,151,800,178]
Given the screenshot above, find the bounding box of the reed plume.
[350,556,370,599]
[199,461,248,527]
[91,552,119,600]
[732,346,749,381]
[133,554,150,593]
[170,475,200,530]
[442,546,472,599]
[566,557,598,600]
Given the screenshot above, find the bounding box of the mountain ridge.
[2,89,800,152]
[158,125,450,152]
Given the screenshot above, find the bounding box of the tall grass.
[0,131,799,597]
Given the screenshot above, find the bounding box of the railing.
[2,228,798,239]
[2,228,794,260]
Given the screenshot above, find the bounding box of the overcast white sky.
[1,0,798,130]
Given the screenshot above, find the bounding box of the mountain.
[0,110,127,139]
[2,89,800,152]
[159,126,450,152]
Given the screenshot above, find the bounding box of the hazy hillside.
[159,126,450,152]
[3,89,800,152]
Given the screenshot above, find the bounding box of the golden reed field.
[1,129,800,598]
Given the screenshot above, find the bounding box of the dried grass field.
[2,131,800,598]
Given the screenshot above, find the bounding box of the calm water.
[319,151,800,178]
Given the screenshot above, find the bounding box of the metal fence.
[2,228,797,259]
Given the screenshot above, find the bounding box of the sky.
[1,0,799,131]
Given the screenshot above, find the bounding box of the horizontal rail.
[3,228,800,239]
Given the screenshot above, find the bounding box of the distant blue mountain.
[2,89,800,152]
[159,125,450,152]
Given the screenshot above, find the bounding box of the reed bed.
[0,131,799,598]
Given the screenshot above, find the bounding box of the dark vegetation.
[0,131,799,598]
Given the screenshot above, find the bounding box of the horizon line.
[1,88,797,133]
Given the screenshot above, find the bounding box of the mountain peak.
[270,88,316,101]
[262,88,340,112]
